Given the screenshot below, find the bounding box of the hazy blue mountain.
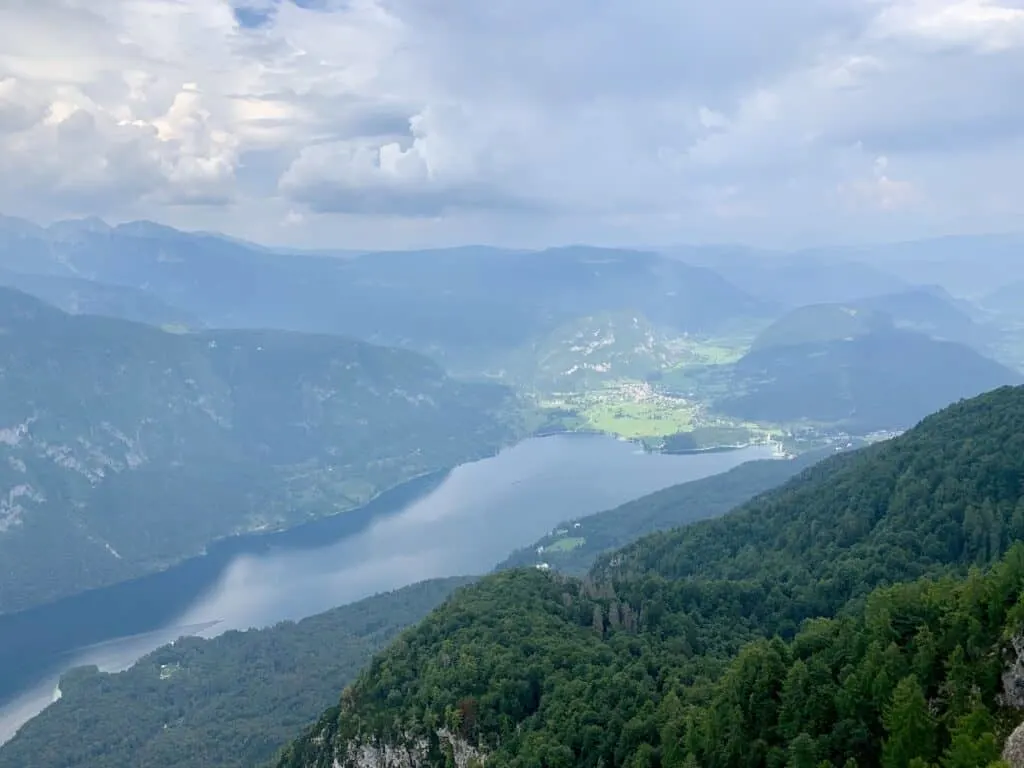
[0,219,771,371]
[0,268,198,328]
[983,278,1024,318]
[665,246,909,308]
[748,290,991,354]
[852,287,991,346]
[747,304,894,353]
[0,288,520,613]
[806,233,1024,298]
[720,327,1020,430]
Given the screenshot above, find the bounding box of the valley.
[2,218,1024,768]
[3,4,1024,765]
[0,436,773,763]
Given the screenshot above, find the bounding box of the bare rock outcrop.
[1003,632,1024,709]
[1002,632,1024,768]
[335,729,484,768]
[1003,720,1024,768]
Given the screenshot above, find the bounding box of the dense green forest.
[277,386,1024,768]
[0,578,474,768]
[496,452,824,574]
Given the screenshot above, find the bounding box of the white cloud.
[0,0,1021,247]
[871,0,1024,53]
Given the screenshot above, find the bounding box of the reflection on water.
[0,436,774,743]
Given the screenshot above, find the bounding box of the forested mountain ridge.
[276,385,1024,768]
[0,288,520,613]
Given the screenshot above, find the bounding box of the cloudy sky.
[0,0,1022,249]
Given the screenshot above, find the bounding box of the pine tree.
[940,703,1000,768]
[881,676,936,768]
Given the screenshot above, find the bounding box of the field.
[545,537,585,553]
[541,380,699,438]
[539,378,774,444]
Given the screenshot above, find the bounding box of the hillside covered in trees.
[278,386,1024,768]
[0,578,475,768]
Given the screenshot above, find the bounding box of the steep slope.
[720,328,1019,430]
[496,451,823,574]
[682,550,1024,767]
[276,385,1024,768]
[0,289,519,613]
[0,578,474,768]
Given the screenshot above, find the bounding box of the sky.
[0,0,1022,250]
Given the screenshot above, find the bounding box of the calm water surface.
[0,435,774,742]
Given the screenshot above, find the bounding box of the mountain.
[747,304,894,353]
[0,577,475,768]
[720,325,1019,431]
[0,288,520,613]
[852,288,991,348]
[276,385,1024,768]
[0,268,198,328]
[0,219,770,371]
[749,291,989,354]
[984,279,1024,319]
[496,451,823,574]
[827,234,1024,298]
[669,247,909,308]
[501,311,679,390]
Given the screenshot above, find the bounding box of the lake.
[0,435,775,743]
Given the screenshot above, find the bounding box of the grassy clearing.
[666,337,750,367]
[541,380,701,439]
[546,537,586,553]
[583,398,699,438]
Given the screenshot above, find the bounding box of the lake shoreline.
[0,437,774,746]
[0,469,451,707]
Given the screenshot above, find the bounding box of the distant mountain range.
[720,323,1019,431]
[0,217,772,372]
[0,288,520,613]
[0,268,200,328]
[664,246,910,308]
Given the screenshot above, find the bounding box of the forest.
[277,386,1024,768]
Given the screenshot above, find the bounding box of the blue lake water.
[0,434,775,742]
